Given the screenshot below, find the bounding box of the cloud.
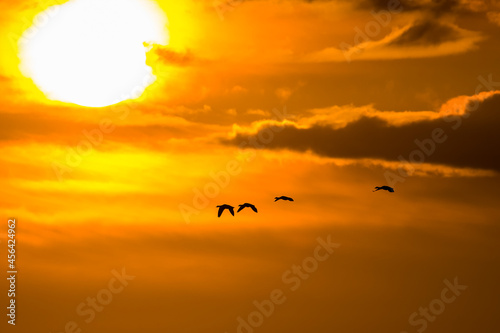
[388,20,461,46]
[355,0,499,15]
[275,87,293,102]
[275,82,305,102]
[151,46,198,66]
[224,91,500,172]
[230,85,248,93]
[246,109,272,117]
[0,103,225,148]
[303,20,483,62]
[357,0,459,14]
[456,0,500,13]
[303,0,500,14]
[487,11,500,25]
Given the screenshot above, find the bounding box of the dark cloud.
[389,20,462,46]
[357,0,460,15]
[224,93,500,171]
[357,0,424,12]
[355,0,500,16]
[152,46,197,66]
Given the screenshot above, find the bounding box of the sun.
[18,0,169,107]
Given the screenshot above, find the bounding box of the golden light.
[18,0,169,107]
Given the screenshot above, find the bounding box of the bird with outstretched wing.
[373,186,394,193]
[275,196,294,202]
[237,203,258,213]
[217,204,235,217]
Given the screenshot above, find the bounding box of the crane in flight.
[373,186,394,193]
[237,203,258,213]
[275,196,294,202]
[216,204,235,217]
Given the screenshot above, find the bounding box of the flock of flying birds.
[217,195,294,217]
[216,186,394,217]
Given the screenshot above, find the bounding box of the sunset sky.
[1,0,500,332]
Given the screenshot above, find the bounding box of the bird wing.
[250,205,258,213]
[217,207,224,217]
[228,207,235,216]
[237,205,244,213]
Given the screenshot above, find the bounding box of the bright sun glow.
[19,0,169,107]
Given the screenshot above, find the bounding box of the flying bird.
[216,204,235,217]
[275,196,294,202]
[373,186,394,193]
[237,203,258,213]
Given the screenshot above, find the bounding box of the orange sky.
[1,0,500,332]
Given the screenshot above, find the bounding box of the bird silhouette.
[275,196,294,202]
[237,203,258,213]
[216,204,235,217]
[373,186,394,193]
